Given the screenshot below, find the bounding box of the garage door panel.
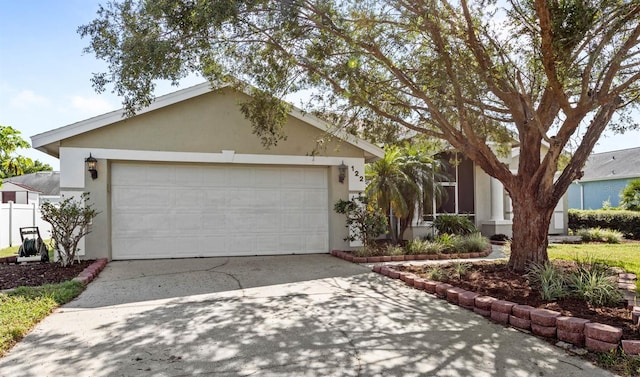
[112,163,329,259]
[174,166,204,187]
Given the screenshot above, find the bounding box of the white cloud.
[69,95,116,116]
[9,90,51,109]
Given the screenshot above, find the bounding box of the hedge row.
[568,209,640,240]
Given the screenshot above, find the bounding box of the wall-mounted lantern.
[85,154,98,180]
[338,161,348,184]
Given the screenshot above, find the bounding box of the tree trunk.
[508,190,556,273]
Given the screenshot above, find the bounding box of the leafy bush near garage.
[569,209,640,240]
[334,195,388,248]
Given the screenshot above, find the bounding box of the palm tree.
[366,142,447,243]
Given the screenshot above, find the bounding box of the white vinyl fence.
[0,202,52,249]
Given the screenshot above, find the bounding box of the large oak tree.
[79,0,640,272]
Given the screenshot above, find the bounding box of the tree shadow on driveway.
[0,263,612,377]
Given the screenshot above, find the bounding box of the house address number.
[351,165,364,182]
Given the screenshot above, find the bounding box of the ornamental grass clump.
[435,233,459,254]
[425,265,448,282]
[383,244,404,256]
[568,258,622,307]
[526,262,569,301]
[454,233,490,254]
[451,262,469,280]
[577,227,623,244]
[406,239,428,255]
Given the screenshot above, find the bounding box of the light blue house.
[568,147,640,209]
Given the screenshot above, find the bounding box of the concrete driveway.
[0,255,613,377]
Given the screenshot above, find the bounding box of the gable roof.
[0,181,41,193]
[3,171,59,196]
[579,147,640,182]
[31,82,384,161]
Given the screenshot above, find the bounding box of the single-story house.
[32,83,383,260]
[3,171,60,204]
[0,182,41,205]
[568,147,640,209]
[32,82,567,260]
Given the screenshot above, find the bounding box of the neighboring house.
[0,182,41,205]
[0,173,58,249]
[32,83,384,260]
[568,147,640,209]
[3,171,61,204]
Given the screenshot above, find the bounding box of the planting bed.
[396,261,640,341]
[0,260,95,290]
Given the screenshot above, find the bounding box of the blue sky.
[1,1,639,171]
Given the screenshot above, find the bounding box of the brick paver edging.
[71,258,109,285]
[331,247,491,264]
[373,264,640,355]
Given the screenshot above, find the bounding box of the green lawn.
[0,281,85,356]
[548,242,640,287]
[0,244,20,258]
[0,240,54,258]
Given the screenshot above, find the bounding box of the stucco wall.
[61,87,364,159]
[55,87,373,260]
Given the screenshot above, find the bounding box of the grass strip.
[0,281,84,356]
[548,243,640,290]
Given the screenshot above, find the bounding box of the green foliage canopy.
[621,178,640,211]
[0,125,52,179]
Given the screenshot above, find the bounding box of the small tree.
[621,179,640,211]
[334,195,388,249]
[40,193,99,267]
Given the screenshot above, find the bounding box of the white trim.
[576,175,639,183]
[60,147,363,167]
[32,82,384,160]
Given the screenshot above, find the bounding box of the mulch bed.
[398,260,640,341]
[0,260,94,290]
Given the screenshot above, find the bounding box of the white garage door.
[111,163,329,259]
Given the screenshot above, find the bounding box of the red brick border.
[370,263,632,355]
[72,258,108,286]
[331,246,492,264]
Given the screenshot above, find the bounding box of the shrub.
[334,195,388,247]
[569,209,640,240]
[621,178,640,211]
[576,227,623,244]
[40,193,99,267]
[454,233,490,253]
[526,262,569,301]
[433,214,477,235]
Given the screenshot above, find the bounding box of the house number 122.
[351,166,364,182]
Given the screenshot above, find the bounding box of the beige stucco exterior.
[61,87,366,159]
[34,84,382,260]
